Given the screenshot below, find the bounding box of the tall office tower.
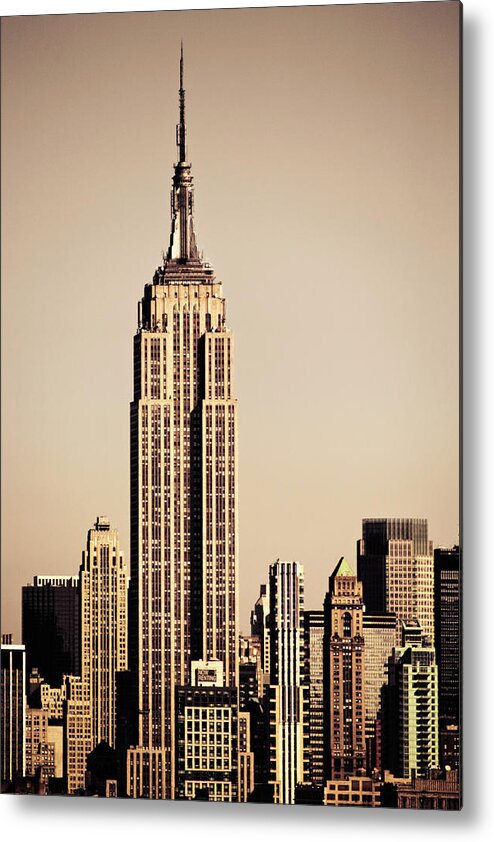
[174,660,239,802]
[357,518,435,645]
[251,583,271,680]
[323,558,366,782]
[268,561,307,805]
[80,516,128,749]
[1,635,26,789]
[128,50,238,799]
[362,612,397,772]
[22,575,80,686]
[303,610,325,788]
[62,674,92,794]
[434,546,461,725]
[384,621,439,779]
[249,586,271,790]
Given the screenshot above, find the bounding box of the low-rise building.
[382,768,460,810]
[324,776,381,807]
[175,660,239,802]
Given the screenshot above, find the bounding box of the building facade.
[357,518,435,645]
[175,660,239,802]
[62,674,92,795]
[22,575,80,686]
[126,747,165,798]
[25,706,56,780]
[127,50,238,798]
[384,621,439,779]
[362,612,397,772]
[40,681,66,720]
[268,561,307,805]
[238,710,255,802]
[1,635,26,789]
[324,776,381,807]
[383,769,460,810]
[239,634,262,711]
[434,546,461,726]
[35,681,65,781]
[439,722,460,771]
[80,516,128,749]
[303,610,325,788]
[251,583,271,681]
[323,558,366,781]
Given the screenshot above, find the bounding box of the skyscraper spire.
[162,43,201,265]
[177,41,186,163]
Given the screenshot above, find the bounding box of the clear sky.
[1,2,460,640]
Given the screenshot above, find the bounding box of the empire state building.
[127,49,238,799]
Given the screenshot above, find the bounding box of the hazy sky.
[1,2,460,640]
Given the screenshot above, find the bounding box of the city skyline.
[1,3,459,641]
[1,5,461,797]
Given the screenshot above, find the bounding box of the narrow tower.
[268,561,307,805]
[434,546,460,725]
[323,558,366,781]
[127,50,238,800]
[1,635,26,789]
[304,610,325,787]
[80,516,128,749]
[383,621,439,778]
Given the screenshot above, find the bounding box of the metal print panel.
[1,1,461,810]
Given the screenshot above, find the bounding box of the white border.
[0,0,468,17]
[1,0,492,839]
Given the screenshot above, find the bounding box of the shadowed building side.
[434,546,460,725]
[357,519,435,646]
[22,576,80,687]
[1,636,26,790]
[362,611,397,773]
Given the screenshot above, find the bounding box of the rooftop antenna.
[177,41,187,162]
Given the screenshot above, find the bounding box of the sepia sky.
[1,2,460,639]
